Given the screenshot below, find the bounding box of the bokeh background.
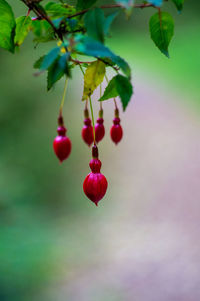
[1,1,200,300]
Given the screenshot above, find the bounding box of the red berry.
[95,118,105,143]
[53,126,72,162]
[83,146,108,206]
[82,118,94,146]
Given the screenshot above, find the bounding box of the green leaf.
[47,57,65,91]
[99,74,133,111]
[82,60,106,100]
[0,0,16,53]
[104,11,118,36]
[84,8,105,43]
[14,16,32,47]
[33,56,45,69]
[84,8,118,43]
[149,11,174,57]
[31,20,54,43]
[75,36,131,78]
[76,0,98,10]
[45,2,76,17]
[41,47,60,70]
[171,0,184,11]
[58,52,71,76]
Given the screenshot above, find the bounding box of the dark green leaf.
[58,53,71,76]
[47,57,65,91]
[14,16,32,46]
[99,74,133,111]
[149,11,174,57]
[0,0,16,53]
[41,47,60,70]
[104,11,118,36]
[75,36,131,78]
[31,20,54,43]
[34,56,45,69]
[84,8,105,43]
[76,0,98,10]
[171,0,184,11]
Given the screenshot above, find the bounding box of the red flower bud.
[83,156,108,206]
[95,117,105,143]
[53,126,72,162]
[110,117,123,144]
[82,118,94,146]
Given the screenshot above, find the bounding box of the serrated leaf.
[149,11,174,57]
[82,60,106,100]
[58,52,71,76]
[14,16,32,46]
[0,0,16,53]
[147,0,163,6]
[47,57,65,91]
[76,0,98,10]
[171,0,184,11]
[75,36,131,78]
[84,8,105,43]
[99,74,133,111]
[41,47,60,70]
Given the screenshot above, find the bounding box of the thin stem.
[59,77,69,116]
[67,3,155,19]
[89,96,96,145]
[100,84,102,111]
[113,98,118,110]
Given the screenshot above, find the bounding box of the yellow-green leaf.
[14,16,32,46]
[82,60,105,101]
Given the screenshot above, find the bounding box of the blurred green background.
[1,1,200,301]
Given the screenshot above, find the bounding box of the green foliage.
[0,0,15,53]
[149,11,174,57]
[84,8,118,43]
[171,0,184,11]
[76,0,98,10]
[99,74,133,111]
[0,0,183,109]
[14,16,32,47]
[82,60,106,100]
[75,36,131,78]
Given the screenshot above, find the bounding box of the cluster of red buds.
[53,100,123,206]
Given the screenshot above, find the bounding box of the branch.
[67,3,155,19]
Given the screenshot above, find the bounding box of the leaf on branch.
[146,0,163,6]
[171,0,184,12]
[84,8,118,43]
[0,0,16,53]
[75,36,131,78]
[31,20,54,43]
[82,60,106,101]
[40,47,60,70]
[47,53,71,91]
[99,74,133,111]
[84,8,105,43]
[45,2,76,17]
[76,0,98,11]
[149,11,174,57]
[14,16,32,47]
